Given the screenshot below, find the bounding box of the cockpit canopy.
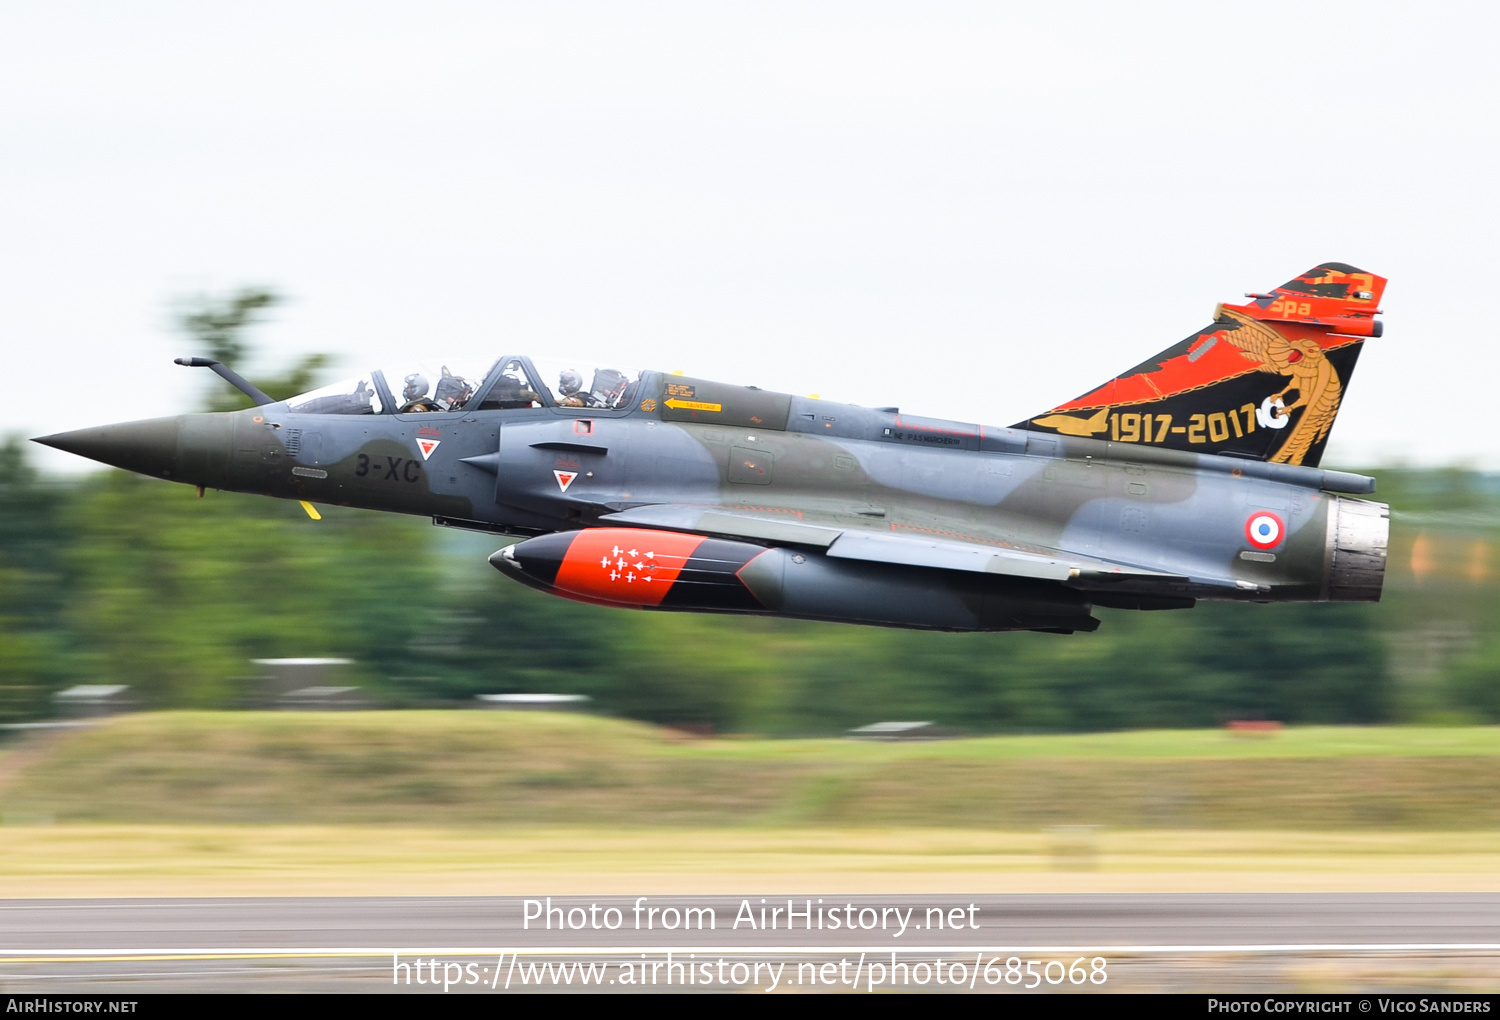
[284,358,640,415]
[286,375,383,415]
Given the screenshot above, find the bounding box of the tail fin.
[1017,263,1386,467]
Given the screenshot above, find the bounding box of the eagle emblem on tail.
[1218,309,1341,467]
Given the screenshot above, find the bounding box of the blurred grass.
[4,711,1500,829]
[2,826,1500,897]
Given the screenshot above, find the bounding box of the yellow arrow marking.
[663,398,723,412]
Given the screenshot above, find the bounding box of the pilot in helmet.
[402,372,433,412]
[558,369,588,407]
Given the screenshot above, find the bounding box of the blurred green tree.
[1444,644,1500,721]
[64,475,436,707]
[177,286,278,369]
[0,438,74,721]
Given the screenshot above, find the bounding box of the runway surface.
[6,893,1500,950]
[2,894,1497,993]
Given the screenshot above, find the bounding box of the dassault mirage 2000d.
[36,263,1390,634]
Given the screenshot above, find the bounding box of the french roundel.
[1245,511,1285,550]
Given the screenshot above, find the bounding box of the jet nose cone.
[33,417,183,479]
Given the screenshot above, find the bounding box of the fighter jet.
[36,263,1389,634]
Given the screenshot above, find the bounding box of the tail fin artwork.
[1018,263,1386,467]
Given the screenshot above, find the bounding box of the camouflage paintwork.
[34,265,1392,634]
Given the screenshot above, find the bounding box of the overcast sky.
[4,1,1496,473]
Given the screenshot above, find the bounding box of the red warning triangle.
[415,438,441,460]
[553,469,578,493]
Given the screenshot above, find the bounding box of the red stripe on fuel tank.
[552,528,708,607]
